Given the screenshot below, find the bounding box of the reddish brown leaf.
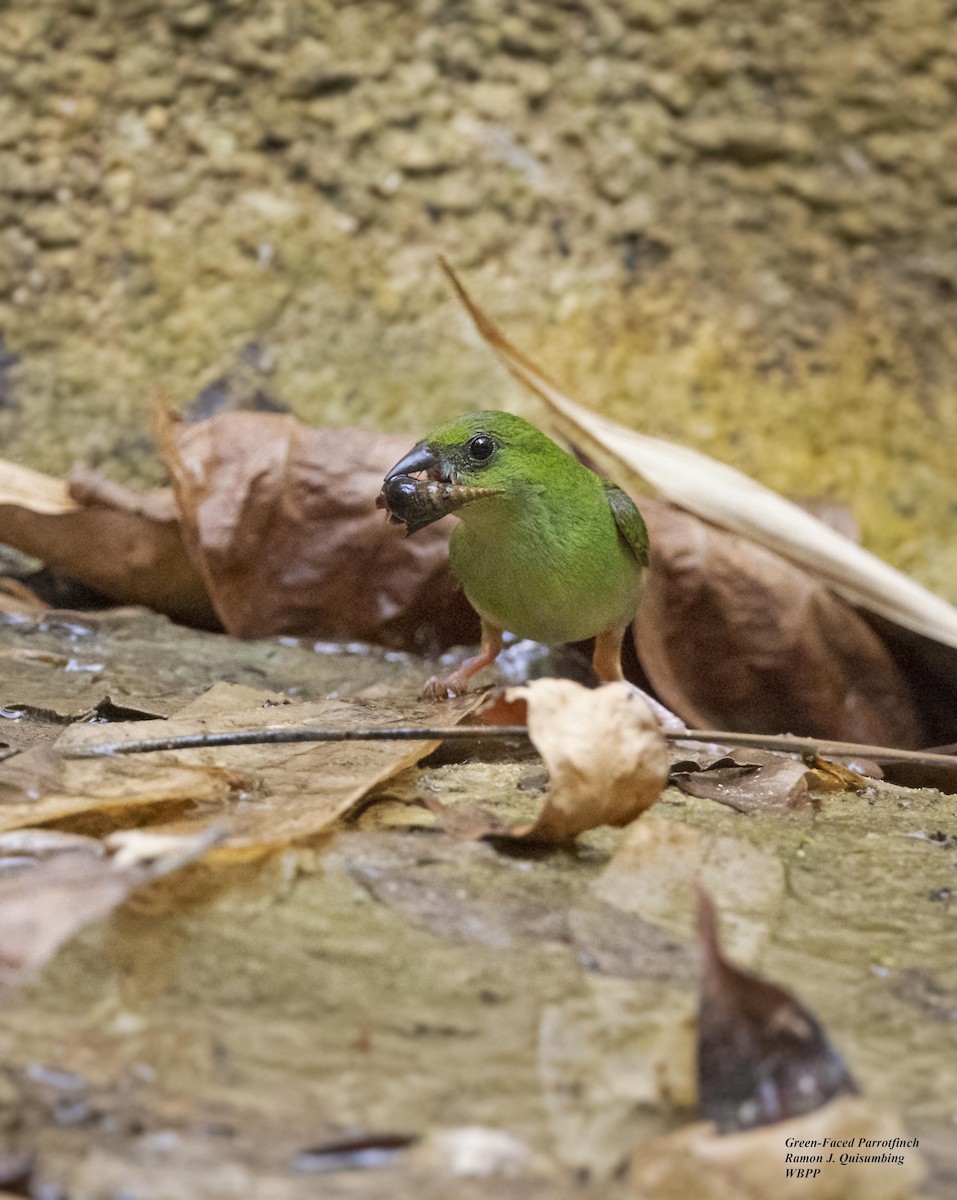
[635,500,924,747]
[696,887,857,1132]
[0,461,215,628]
[154,408,477,649]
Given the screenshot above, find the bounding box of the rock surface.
[0,0,956,598]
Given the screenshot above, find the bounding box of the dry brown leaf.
[696,887,857,1132]
[628,1095,924,1199]
[0,750,233,834]
[431,680,668,844]
[637,501,924,746]
[0,824,222,987]
[0,460,215,627]
[55,682,486,860]
[670,754,814,814]
[153,407,477,648]
[0,577,48,618]
[440,258,957,653]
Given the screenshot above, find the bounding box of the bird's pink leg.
[592,623,628,683]
[423,622,505,700]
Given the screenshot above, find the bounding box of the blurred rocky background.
[1,0,955,599]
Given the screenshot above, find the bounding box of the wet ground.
[0,608,954,1198]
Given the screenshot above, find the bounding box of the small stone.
[645,70,694,114]
[169,3,214,34]
[145,105,169,134]
[383,129,464,176]
[617,193,658,232]
[620,0,671,30]
[510,61,552,102]
[24,208,82,248]
[284,39,361,98]
[426,175,481,214]
[469,81,523,121]
[680,118,813,164]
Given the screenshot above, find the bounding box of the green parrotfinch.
[379,410,649,699]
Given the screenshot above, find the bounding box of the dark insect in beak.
[377,442,503,536]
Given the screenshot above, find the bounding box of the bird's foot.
[422,674,466,701]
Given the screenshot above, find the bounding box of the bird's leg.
[423,621,505,700]
[592,622,689,730]
[592,623,628,683]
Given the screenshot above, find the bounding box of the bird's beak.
[379,441,502,536]
[383,442,445,483]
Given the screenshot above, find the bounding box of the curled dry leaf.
[430,680,668,844]
[637,501,924,747]
[439,258,957,652]
[628,1095,924,1200]
[696,887,857,1132]
[669,747,871,814]
[0,459,215,627]
[153,407,477,648]
[0,824,222,987]
[514,680,668,841]
[439,260,955,746]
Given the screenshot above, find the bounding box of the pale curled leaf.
[0,825,222,987]
[440,258,957,650]
[510,679,668,842]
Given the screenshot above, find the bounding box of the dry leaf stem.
[61,724,957,772]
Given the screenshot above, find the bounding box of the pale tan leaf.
[0,461,74,514]
[510,680,668,841]
[55,684,486,861]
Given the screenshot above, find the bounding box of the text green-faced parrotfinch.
[378,410,648,699]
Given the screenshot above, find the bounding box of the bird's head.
[378,410,553,535]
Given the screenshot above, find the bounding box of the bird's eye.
[467,435,496,463]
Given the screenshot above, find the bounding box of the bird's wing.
[603,483,649,567]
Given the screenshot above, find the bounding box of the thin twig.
[59,724,957,770]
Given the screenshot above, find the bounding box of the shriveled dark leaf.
[154,407,477,650]
[0,460,216,628]
[696,887,857,1133]
[636,500,925,747]
[672,756,812,814]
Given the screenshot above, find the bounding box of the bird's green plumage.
[413,411,647,646]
